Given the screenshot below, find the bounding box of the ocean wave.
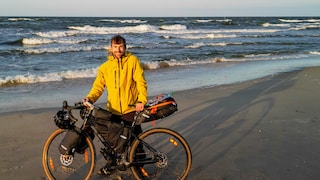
[2,39,24,45]
[0,68,98,87]
[141,58,226,70]
[177,33,237,39]
[22,38,53,45]
[22,37,88,45]
[0,58,227,86]
[24,45,107,54]
[142,53,311,70]
[279,18,320,23]
[67,24,189,35]
[185,42,242,48]
[216,19,232,22]
[1,52,314,87]
[289,24,320,31]
[8,17,34,21]
[159,24,187,30]
[35,31,79,38]
[262,23,290,27]
[28,23,281,43]
[98,19,147,24]
[176,28,280,35]
[196,19,214,23]
[68,24,158,34]
[239,53,309,61]
[195,18,233,23]
[310,51,320,55]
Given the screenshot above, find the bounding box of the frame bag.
[93,108,131,153]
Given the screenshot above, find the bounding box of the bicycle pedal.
[98,164,116,175]
[98,167,112,175]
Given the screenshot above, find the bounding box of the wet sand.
[1,67,320,180]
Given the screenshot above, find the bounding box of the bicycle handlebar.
[62,100,149,125]
[61,100,86,123]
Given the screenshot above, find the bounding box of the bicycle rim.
[129,128,192,180]
[42,129,96,180]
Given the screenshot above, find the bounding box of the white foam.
[262,23,290,27]
[142,58,225,70]
[290,24,320,31]
[22,38,88,45]
[216,19,232,22]
[24,45,106,54]
[0,68,98,86]
[279,18,320,23]
[177,33,236,39]
[99,19,147,24]
[68,24,157,34]
[159,24,187,30]
[8,18,34,21]
[186,42,229,48]
[35,31,78,38]
[196,19,214,23]
[22,38,53,45]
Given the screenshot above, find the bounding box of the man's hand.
[135,102,144,112]
[82,98,92,107]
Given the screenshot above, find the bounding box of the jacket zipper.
[118,59,123,114]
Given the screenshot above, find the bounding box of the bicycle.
[42,98,192,179]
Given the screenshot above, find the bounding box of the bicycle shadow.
[153,71,298,179]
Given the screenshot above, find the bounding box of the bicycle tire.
[42,129,96,180]
[129,128,192,180]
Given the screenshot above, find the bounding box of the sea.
[0,16,320,113]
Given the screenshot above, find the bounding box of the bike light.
[169,138,178,146]
[49,157,55,171]
[84,149,89,164]
[140,167,149,177]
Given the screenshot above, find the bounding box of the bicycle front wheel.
[42,129,96,180]
[129,128,192,180]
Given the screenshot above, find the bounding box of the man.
[83,35,148,175]
[84,35,147,116]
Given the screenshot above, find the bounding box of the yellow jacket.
[87,52,148,115]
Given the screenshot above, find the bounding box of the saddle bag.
[137,94,178,124]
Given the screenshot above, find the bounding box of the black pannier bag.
[59,128,81,155]
[93,108,132,154]
[75,127,95,154]
[56,109,95,155]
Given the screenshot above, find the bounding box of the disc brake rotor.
[60,154,74,166]
[156,152,168,168]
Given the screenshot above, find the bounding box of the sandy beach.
[1,66,320,180]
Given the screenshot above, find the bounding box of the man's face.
[111,42,126,59]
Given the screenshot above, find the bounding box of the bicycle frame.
[72,102,157,170]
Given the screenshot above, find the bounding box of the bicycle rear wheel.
[42,129,96,180]
[129,128,192,180]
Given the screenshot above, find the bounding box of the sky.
[0,0,319,17]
